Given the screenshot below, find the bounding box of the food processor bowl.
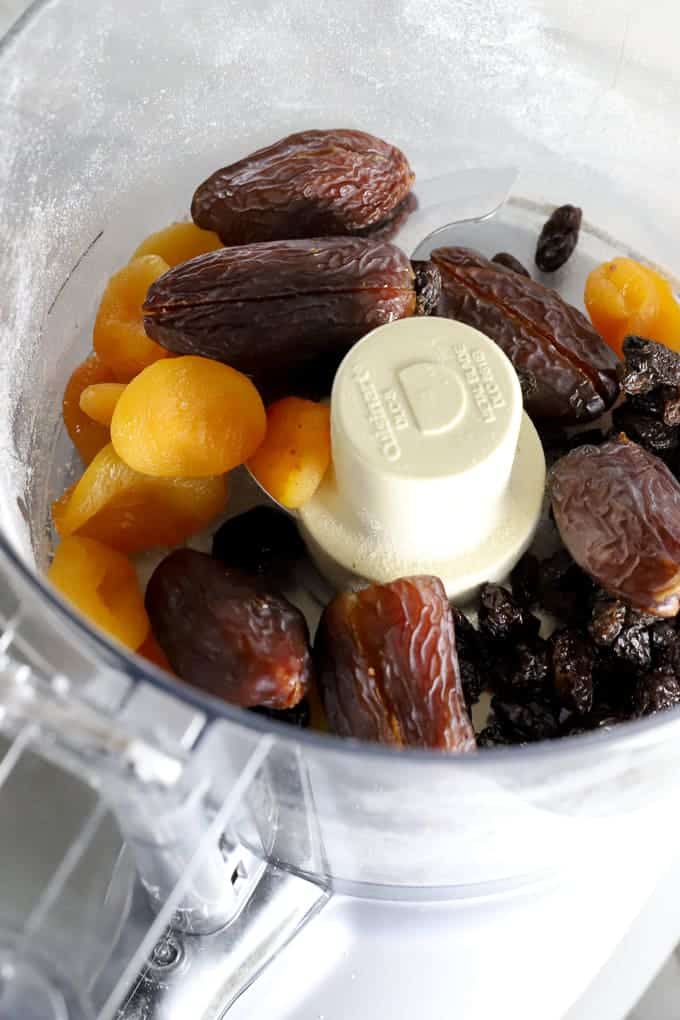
[3,1,680,1017]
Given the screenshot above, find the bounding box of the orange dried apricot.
[132,221,222,266]
[111,356,266,477]
[52,443,228,554]
[62,354,117,464]
[79,382,127,425]
[93,255,171,380]
[585,257,680,358]
[48,536,149,650]
[248,397,331,509]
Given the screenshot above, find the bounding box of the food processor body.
[2,1,680,1017]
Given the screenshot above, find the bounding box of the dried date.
[191,129,414,245]
[535,204,582,272]
[550,435,680,616]
[431,246,618,423]
[314,576,475,751]
[145,549,312,709]
[144,237,416,393]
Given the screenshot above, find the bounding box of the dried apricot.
[63,354,117,464]
[93,255,171,380]
[111,356,266,478]
[48,536,149,650]
[52,443,228,554]
[585,257,680,359]
[248,398,331,509]
[79,382,127,425]
[132,221,222,266]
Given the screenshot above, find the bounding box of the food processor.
[3,1,680,1017]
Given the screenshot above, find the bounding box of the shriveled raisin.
[510,552,540,607]
[535,204,582,273]
[212,506,305,577]
[611,402,679,460]
[551,628,595,715]
[412,260,442,316]
[632,669,680,716]
[491,252,531,278]
[495,639,552,694]
[478,583,540,644]
[490,690,562,743]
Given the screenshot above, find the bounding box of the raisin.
[535,204,582,273]
[451,606,489,708]
[476,722,513,748]
[491,252,531,278]
[143,237,416,395]
[191,129,414,245]
[619,336,680,426]
[212,506,305,577]
[251,697,311,729]
[611,403,679,459]
[412,260,442,316]
[551,628,595,715]
[650,621,680,672]
[490,690,562,743]
[510,552,540,607]
[145,549,312,710]
[550,436,680,615]
[432,246,618,423]
[478,583,540,645]
[589,596,627,647]
[537,550,594,625]
[314,577,475,750]
[632,669,680,716]
[497,639,551,693]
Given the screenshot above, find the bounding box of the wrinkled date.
[144,237,416,394]
[550,436,680,616]
[191,129,414,245]
[314,576,476,751]
[145,549,312,709]
[431,246,619,422]
[535,204,582,273]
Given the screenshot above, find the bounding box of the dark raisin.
[535,204,582,272]
[212,506,306,577]
[538,550,594,625]
[589,595,627,647]
[251,697,311,728]
[620,335,680,398]
[611,617,652,672]
[490,690,561,743]
[632,669,680,716]
[650,621,680,672]
[491,252,531,278]
[501,639,552,693]
[511,552,541,606]
[451,607,485,708]
[611,403,679,459]
[551,628,595,715]
[412,259,442,316]
[476,721,514,748]
[478,583,540,645]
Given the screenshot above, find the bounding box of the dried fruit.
[48,536,149,650]
[491,252,531,278]
[585,259,680,359]
[450,606,487,708]
[138,633,175,674]
[498,639,551,693]
[432,246,618,423]
[212,506,305,577]
[551,628,594,715]
[251,698,311,729]
[411,260,442,316]
[611,402,679,461]
[143,238,416,394]
[62,354,118,464]
[79,382,127,426]
[589,595,627,647]
[632,669,680,716]
[314,576,475,751]
[53,443,228,554]
[132,221,222,266]
[145,549,311,709]
[510,552,541,607]
[94,256,171,380]
[111,356,266,477]
[191,129,414,245]
[489,690,561,743]
[248,398,331,509]
[535,204,582,273]
[550,435,680,616]
[619,335,680,425]
[478,583,540,645]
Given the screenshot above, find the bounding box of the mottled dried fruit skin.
[144,237,416,393]
[620,335,680,425]
[432,246,619,423]
[551,436,680,616]
[411,260,441,316]
[145,549,311,710]
[314,576,475,751]
[535,204,582,273]
[191,129,414,245]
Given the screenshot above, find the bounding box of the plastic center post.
[297,316,546,600]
